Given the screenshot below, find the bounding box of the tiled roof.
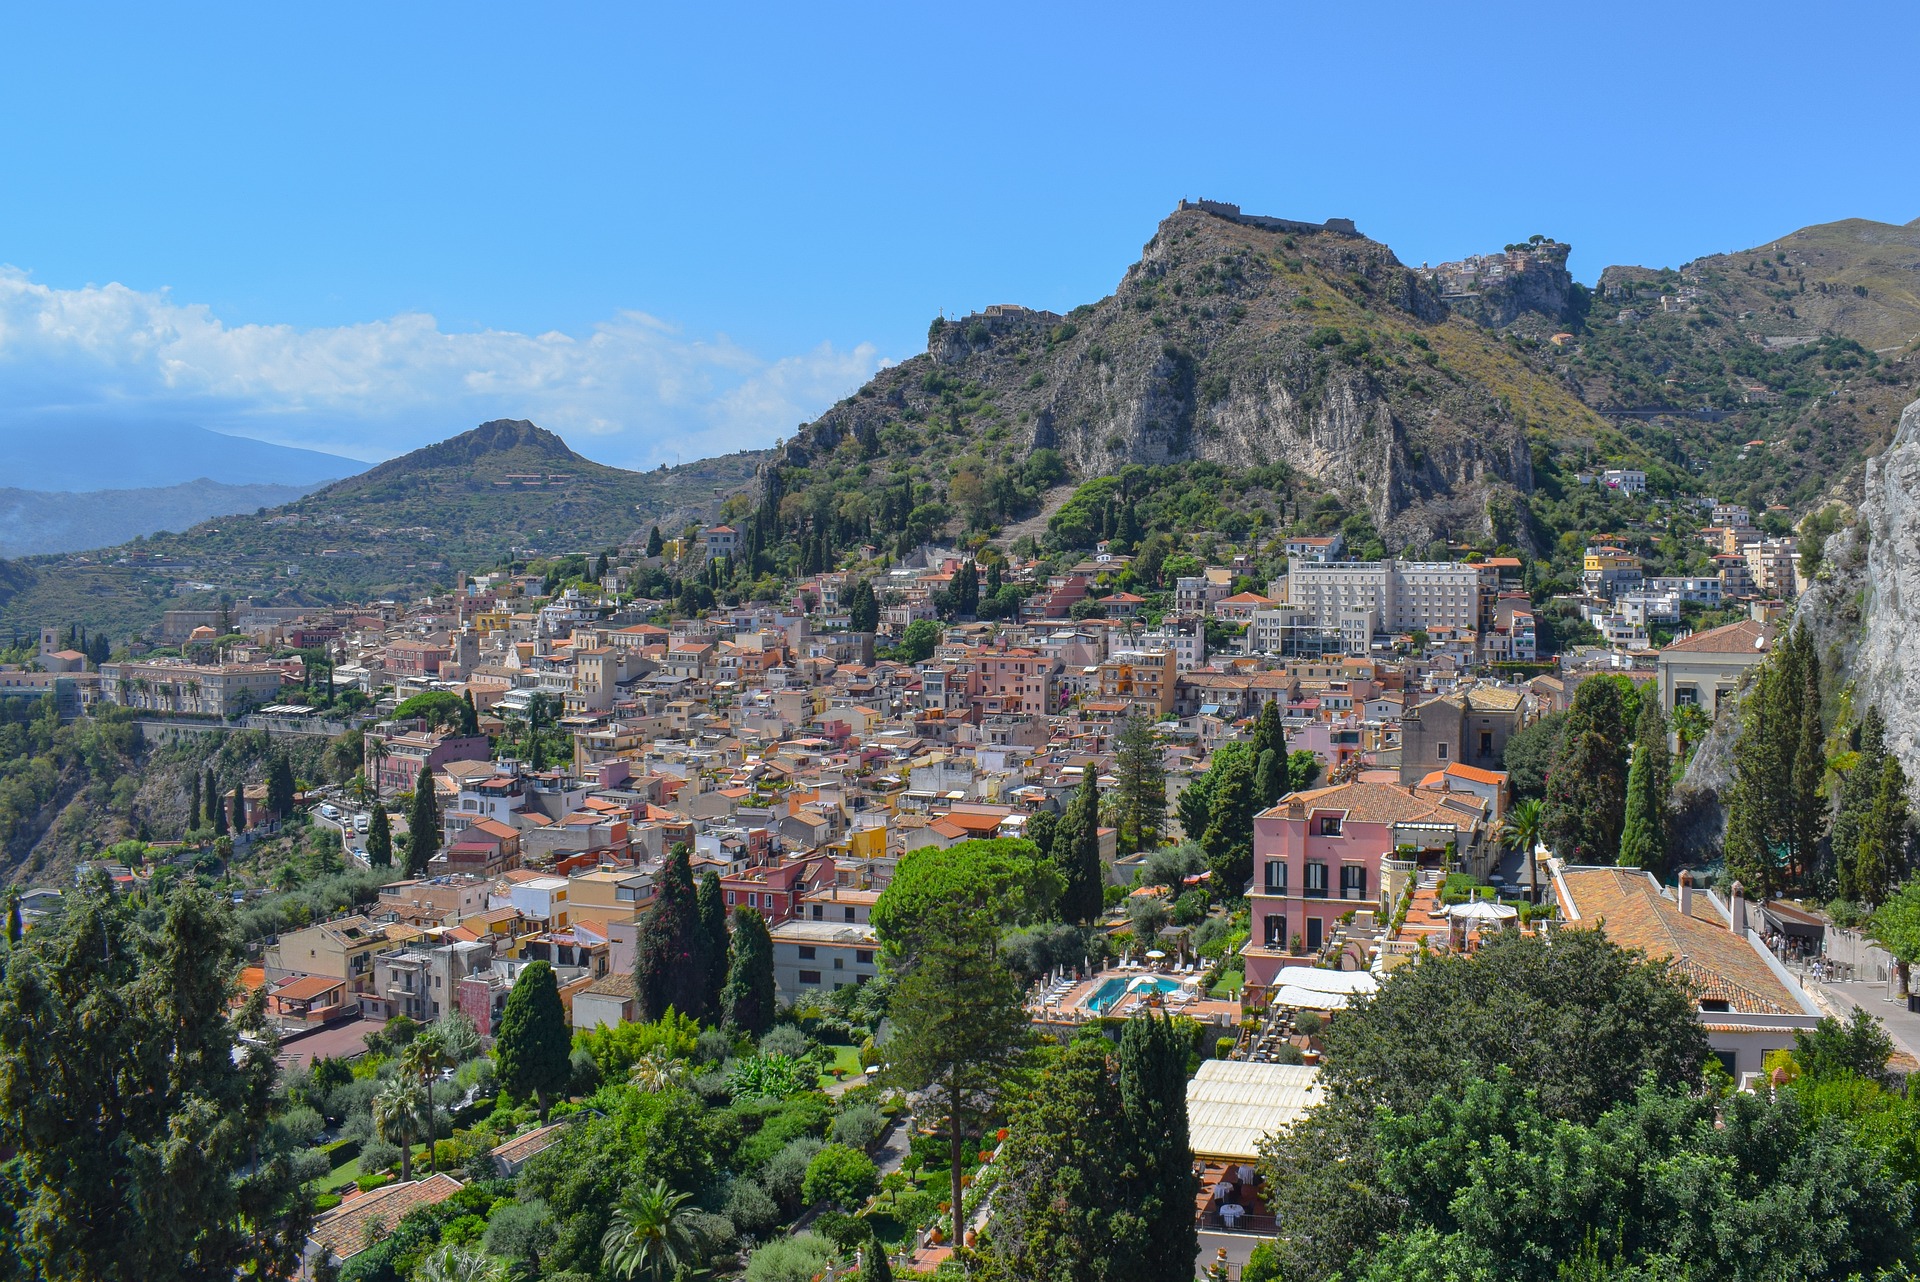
[1662,619,1773,655]
[1271,780,1486,830]
[309,1174,463,1261]
[490,1121,569,1165]
[1557,867,1801,1016]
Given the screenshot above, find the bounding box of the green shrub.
[803,1143,879,1211]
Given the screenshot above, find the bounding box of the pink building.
[1242,780,1491,998]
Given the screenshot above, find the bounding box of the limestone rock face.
[1854,396,1920,766]
[792,204,1594,548]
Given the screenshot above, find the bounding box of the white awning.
[1185,1060,1324,1162]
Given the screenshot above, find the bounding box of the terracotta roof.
[309,1174,463,1261]
[490,1121,569,1165]
[1662,619,1773,655]
[1557,867,1802,1017]
[1442,763,1507,786]
[1270,779,1487,831]
[271,974,346,1001]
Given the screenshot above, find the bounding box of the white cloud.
[0,267,888,467]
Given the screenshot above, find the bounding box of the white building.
[769,920,879,1002]
[1284,558,1485,654]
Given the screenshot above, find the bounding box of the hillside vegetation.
[0,421,768,635]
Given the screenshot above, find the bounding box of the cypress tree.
[1052,772,1104,925]
[188,770,201,832]
[1024,808,1058,858]
[1855,756,1911,909]
[646,525,664,558]
[1837,708,1888,902]
[1254,748,1284,815]
[1542,677,1631,864]
[495,960,572,1122]
[1119,1012,1198,1280]
[405,763,440,876]
[848,579,879,634]
[1619,697,1670,875]
[1792,645,1826,885]
[230,781,246,834]
[366,804,393,868]
[696,870,729,1022]
[210,771,227,837]
[721,906,776,1035]
[459,690,480,737]
[636,845,703,1021]
[1200,750,1258,891]
[267,753,296,820]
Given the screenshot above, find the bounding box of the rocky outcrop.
[794,204,1593,548]
[1849,396,1920,767]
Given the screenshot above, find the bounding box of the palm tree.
[1500,798,1548,906]
[600,1179,707,1282]
[373,1074,427,1183]
[412,1245,508,1282]
[365,735,391,802]
[402,1027,455,1172]
[627,1052,685,1093]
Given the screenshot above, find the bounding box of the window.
[1700,998,1730,1013]
[1263,914,1287,948]
[1263,861,1287,894]
[1479,731,1493,759]
[1436,741,1449,761]
[1340,866,1367,900]
[856,950,874,964]
[845,906,857,922]
[799,970,822,986]
[833,957,845,970]
[798,945,817,960]
[1305,862,1329,899]
[1306,917,1323,951]
[747,892,758,908]
[1316,815,1342,838]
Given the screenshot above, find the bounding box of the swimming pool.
[1086,976,1186,1014]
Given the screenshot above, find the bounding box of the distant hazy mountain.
[0,421,361,491]
[0,478,325,557]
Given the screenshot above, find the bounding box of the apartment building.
[1284,558,1485,652]
[1096,647,1178,716]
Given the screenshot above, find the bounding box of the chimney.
[1729,880,1747,935]
[1678,869,1693,917]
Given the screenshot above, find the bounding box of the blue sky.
[0,2,1915,470]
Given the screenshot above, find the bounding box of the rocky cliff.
[1847,395,1920,765]
[790,204,1614,549]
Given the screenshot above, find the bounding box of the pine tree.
[1119,1012,1198,1279]
[1052,772,1104,924]
[1855,756,1911,909]
[721,906,776,1035]
[188,769,201,832]
[696,870,729,1022]
[636,845,703,1021]
[367,804,393,868]
[405,763,440,876]
[230,781,247,834]
[1112,711,1167,855]
[495,960,572,1122]
[1619,697,1670,875]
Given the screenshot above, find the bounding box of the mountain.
[780,201,1606,551]
[1557,215,1920,510]
[0,420,768,635]
[0,479,324,557]
[0,421,361,490]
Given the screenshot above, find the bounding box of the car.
[350,847,367,861]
